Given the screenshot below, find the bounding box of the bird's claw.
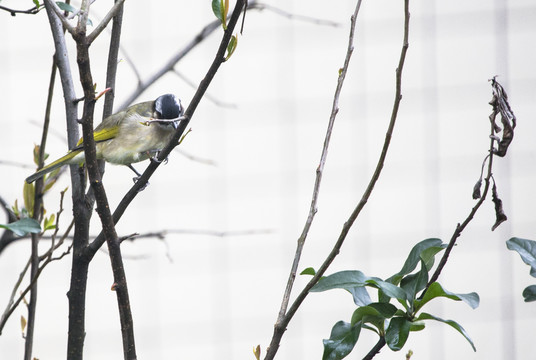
[132,176,149,192]
[150,151,168,164]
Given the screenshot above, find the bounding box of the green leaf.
[385,317,411,351]
[0,218,41,237]
[44,214,56,231]
[400,260,428,303]
[420,245,446,271]
[387,238,444,285]
[366,278,407,302]
[211,0,228,29]
[351,303,398,329]
[322,321,361,360]
[56,1,76,13]
[23,182,35,218]
[301,267,316,276]
[311,270,368,292]
[224,34,238,61]
[409,321,425,332]
[416,312,476,351]
[32,0,40,8]
[348,286,371,306]
[414,282,479,312]
[522,285,536,302]
[506,237,536,277]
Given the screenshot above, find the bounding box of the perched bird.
[26,94,184,183]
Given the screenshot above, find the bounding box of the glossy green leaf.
[322,321,361,360]
[387,238,444,285]
[33,0,40,8]
[522,285,536,302]
[400,260,428,303]
[414,282,479,312]
[366,278,407,302]
[385,317,411,351]
[301,267,316,276]
[348,286,372,306]
[416,312,476,351]
[311,270,368,292]
[420,245,446,271]
[0,218,41,237]
[506,237,536,277]
[409,321,425,332]
[211,0,228,29]
[351,302,398,328]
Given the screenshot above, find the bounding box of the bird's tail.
[25,150,82,183]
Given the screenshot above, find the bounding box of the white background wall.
[1,0,535,359]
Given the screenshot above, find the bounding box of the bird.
[26,94,184,183]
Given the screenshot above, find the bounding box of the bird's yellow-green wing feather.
[25,150,82,183]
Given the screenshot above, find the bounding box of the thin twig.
[116,1,338,110]
[43,0,76,36]
[0,5,41,16]
[275,0,360,327]
[425,124,496,287]
[0,189,71,335]
[264,1,368,359]
[265,0,410,358]
[172,69,238,108]
[86,0,247,259]
[87,0,125,44]
[249,3,341,27]
[0,258,31,335]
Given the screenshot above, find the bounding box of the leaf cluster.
[307,238,480,360]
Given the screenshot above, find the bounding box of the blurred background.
[1,0,535,359]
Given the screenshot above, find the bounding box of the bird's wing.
[74,110,126,149]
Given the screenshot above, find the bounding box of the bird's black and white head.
[155,94,183,123]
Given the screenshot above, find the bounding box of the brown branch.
[86,0,247,259]
[0,191,71,335]
[73,1,137,358]
[425,118,496,287]
[86,0,125,44]
[44,0,76,36]
[0,5,41,16]
[116,1,335,110]
[265,0,410,358]
[274,0,360,329]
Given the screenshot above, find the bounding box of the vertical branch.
[42,2,92,359]
[23,57,58,360]
[102,0,124,118]
[275,0,362,331]
[264,1,365,359]
[85,0,247,258]
[73,1,137,357]
[265,0,410,358]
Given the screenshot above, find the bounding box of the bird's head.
[154,94,184,129]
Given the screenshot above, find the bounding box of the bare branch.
[43,0,76,36]
[172,69,238,109]
[265,1,365,358]
[86,0,248,258]
[0,4,41,16]
[87,0,126,44]
[117,18,222,109]
[266,0,411,358]
[249,3,341,27]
